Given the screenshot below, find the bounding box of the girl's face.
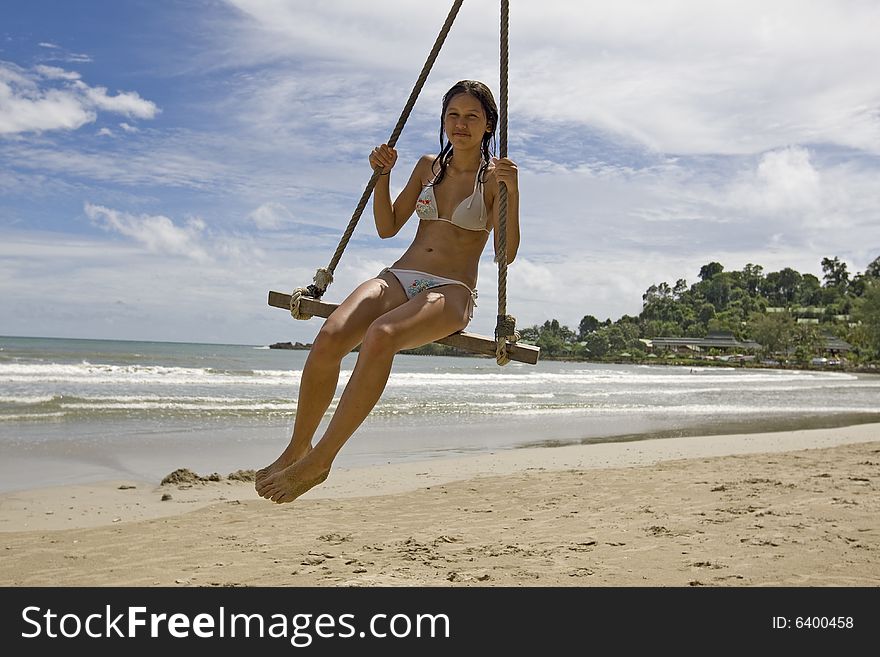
[444,92,489,150]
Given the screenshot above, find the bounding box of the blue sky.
[2,0,879,345]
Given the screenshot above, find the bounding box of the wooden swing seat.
[268,291,540,364]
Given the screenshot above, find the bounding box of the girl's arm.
[489,157,520,263]
[371,148,432,239]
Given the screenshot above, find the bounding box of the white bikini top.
[414,165,490,233]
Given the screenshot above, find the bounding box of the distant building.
[822,334,852,355]
[641,331,852,359]
[767,306,851,324]
[643,331,761,355]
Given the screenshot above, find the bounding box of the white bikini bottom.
[380,267,477,319]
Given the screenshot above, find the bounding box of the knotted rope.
[288,267,334,320]
[291,0,465,320]
[494,0,519,365]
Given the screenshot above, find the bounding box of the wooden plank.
[268,290,540,364]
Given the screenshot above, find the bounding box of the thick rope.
[291,0,465,311]
[289,267,333,320]
[495,0,518,365]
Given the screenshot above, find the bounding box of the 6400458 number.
[795,616,853,629]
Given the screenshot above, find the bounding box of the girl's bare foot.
[255,453,331,504]
[255,443,312,485]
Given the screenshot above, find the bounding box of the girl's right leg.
[255,273,408,482]
[256,283,473,503]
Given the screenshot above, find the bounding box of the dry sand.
[1,423,878,587]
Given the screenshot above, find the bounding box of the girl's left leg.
[256,285,473,503]
[255,273,407,483]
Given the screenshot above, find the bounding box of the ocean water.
[1,335,879,493]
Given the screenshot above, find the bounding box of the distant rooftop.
[648,332,761,351]
[645,331,852,353]
[822,335,852,351]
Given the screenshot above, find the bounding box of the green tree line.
[518,255,880,365]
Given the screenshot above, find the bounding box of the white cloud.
[85,202,210,261]
[248,201,292,229]
[4,1,880,346]
[66,53,93,63]
[0,61,159,135]
[2,138,239,191]
[73,80,159,119]
[219,0,880,156]
[743,147,821,213]
[96,127,113,137]
[0,91,96,133]
[512,1,880,156]
[0,229,280,344]
[223,0,427,68]
[35,65,81,81]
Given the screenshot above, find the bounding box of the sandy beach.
[1,423,878,587]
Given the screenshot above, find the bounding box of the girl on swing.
[256,79,520,503]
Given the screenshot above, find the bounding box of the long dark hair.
[431,80,498,186]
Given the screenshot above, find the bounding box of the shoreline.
[2,421,878,531]
[3,409,879,498]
